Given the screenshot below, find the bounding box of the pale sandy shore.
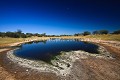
[6,45,113,76]
[0,48,9,52]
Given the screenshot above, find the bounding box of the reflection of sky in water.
[14,39,99,62]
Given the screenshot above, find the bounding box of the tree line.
[0,30,47,38]
[74,30,120,36]
[0,29,120,38]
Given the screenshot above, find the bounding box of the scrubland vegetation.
[0,29,120,45]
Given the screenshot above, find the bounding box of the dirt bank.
[0,39,120,80]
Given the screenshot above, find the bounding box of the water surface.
[14,39,99,62]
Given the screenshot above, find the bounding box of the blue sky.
[0,0,120,35]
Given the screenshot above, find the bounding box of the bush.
[112,30,120,34]
[83,31,91,36]
[92,31,100,35]
[99,30,109,34]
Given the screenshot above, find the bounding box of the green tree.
[93,31,99,35]
[74,33,82,36]
[26,33,33,37]
[99,30,109,34]
[0,32,2,37]
[16,29,22,38]
[83,31,91,36]
[41,33,46,37]
[0,32,5,38]
[21,33,27,38]
[112,30,120,34]
[17,29,22,34]
[34,33,39,36]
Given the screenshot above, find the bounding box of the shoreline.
[0,37,50,48]
[0,38,120,80]
[0,37,120,49]
[6,45,113,76]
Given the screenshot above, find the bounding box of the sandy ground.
[0,49,10,53]
[0,39,120,80]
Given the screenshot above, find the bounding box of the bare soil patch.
[0,39,120,80]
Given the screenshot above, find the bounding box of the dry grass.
[52,34,120,41]
[0,37,24,45]
[0,37,49,45]
[0,34,120,46]
[84,34,120,41]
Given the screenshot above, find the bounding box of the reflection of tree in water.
[74,39,81,42]
[25,41,34,44]
[74,39,79,42]
[83,41,89,44]
[34,41,40,44]
[41,40,47,44]
[37,40,47,44]
[14,39,100,64]
[34,40,47,44]
[24,40,47,44]
[50,38,56,40]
